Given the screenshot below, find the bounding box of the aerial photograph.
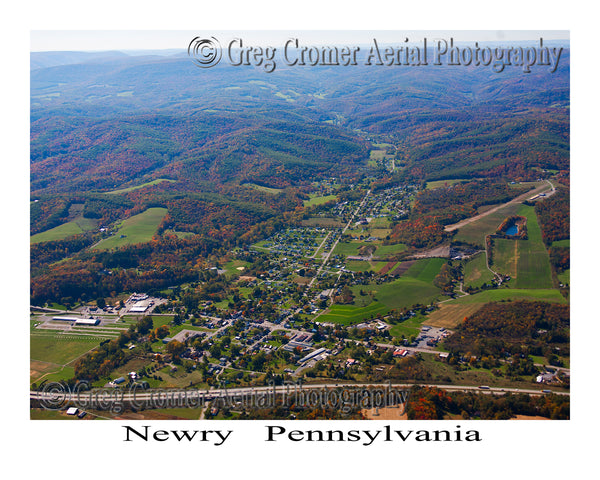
[29,30,571,423]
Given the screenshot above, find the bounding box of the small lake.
[506,224,519,236]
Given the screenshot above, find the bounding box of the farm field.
[492,238,518,278]
[356,258,445,311]
[463,252,494,288]
[92,207,168,250]
[31,215,98,243]
[514,204,553,289]
[317,302,389,325]
[405,257,446,282]
[446,288,567,305]
[423,303,484,329]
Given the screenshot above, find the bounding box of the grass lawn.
[93,207,168,250]
[30,335,99,365]
[156,366,207,388]
[222,259,251,277]
[389,314,427,338]
[552,239,570,247]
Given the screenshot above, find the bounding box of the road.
[30,381,569,410]
[308,189,371,288]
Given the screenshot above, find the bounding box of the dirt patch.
[408,244,450,259]
[363,407,408,420]
[511,415,550,420]
[390,260,416,276]
[425,303,484,329]
[379,261,398,275]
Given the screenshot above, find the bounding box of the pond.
[505,224,519,236]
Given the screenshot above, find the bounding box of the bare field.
[425,303,484,328]
[363,407,408,420]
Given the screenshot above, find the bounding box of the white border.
[5,1,598,477]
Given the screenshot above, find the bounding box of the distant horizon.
[30,30,569,53]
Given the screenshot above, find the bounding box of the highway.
[30,381,569,410]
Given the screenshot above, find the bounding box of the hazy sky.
[30,30,569,52]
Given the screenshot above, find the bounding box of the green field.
[353,258,445,311]
[333,241,363,256]
[369,217,392,228]
[304,194,338,207]
[492,238,518,278]
[374,276,442,310]
[404,257,446,282]
[389,314,427,338]
[318,302,389,325]
[463,252,494,288]
[30,335,99,365]
[374,243,407,257]
[557,269,570,285]
[222,259,252,277]
[446,288,567,305]
[105,178,176,195]
[31,216,98,243]
[93,207,168,250]
[513,205,553,289]
[552,239,570,247]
